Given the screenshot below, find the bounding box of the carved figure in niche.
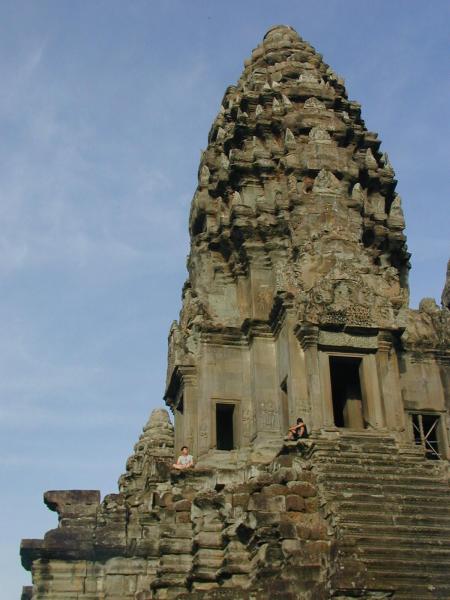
[255,287,273,316]
[242,408,251,439]
[303,97,326,112]
[199,422,208,450]
[309,126,331,142]
[262,404,278,429]
[313,169,342,193]
[172,446,194,470]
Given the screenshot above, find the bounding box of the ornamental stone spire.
[165,24,411,458]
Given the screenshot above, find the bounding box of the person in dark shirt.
[286,417,308,440]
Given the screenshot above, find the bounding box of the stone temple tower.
[21,26,450,600]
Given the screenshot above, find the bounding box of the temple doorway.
[216,403,235,450]
[329,356,366,429]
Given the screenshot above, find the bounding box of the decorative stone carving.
[304,97,326,112]
[309,126,331,142]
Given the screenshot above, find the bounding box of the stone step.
[340,521,450,539]
[221,559,252,575]
[152,573,189,589]
[332,500,450,516]
[190,566,220,582]
[159,554,193,568]
[342,532,450,549]
[317,472,449,488]
[336,510,450,527]
[160,524,194,539]
[394,592,450,600]
[316,433,398,444]
[334,573,450,599]
[315,457,442,471]
[159,538,193,554]
[315,451,400,462]
[193,548,224,569]
[326,490,450,506]
[361,560,450,578]
[351,544,450,561]
[315,438,398,447]
[319,479,449,495]
[314,455,438,470]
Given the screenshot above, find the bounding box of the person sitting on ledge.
[172,445,194,470]
[286,417,308,441]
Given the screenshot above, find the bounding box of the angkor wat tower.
[21,25,450,600]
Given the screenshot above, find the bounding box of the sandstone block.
[195,531,223,549]
[248,493,286,512]
[262,484,288,497]
[174,499,192,512]
[285,494,305,512]
[286,481,316,497]
[232,493,250,508]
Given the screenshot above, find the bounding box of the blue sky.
[1,0,449,594]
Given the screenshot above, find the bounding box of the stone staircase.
[310,432,450,599]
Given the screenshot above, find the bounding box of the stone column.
[249,324,280,442]
[360,354,384,429]
[285,309,310,427]
[297,324,330,431]
[177,366,198,458]
[376,331,406,433]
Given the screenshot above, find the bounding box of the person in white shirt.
[172,446,194,470]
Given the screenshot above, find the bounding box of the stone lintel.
[318,329,379,351]
[164,364,197,404]
[201,327,246,347]
[242,318,273,340]
[21,535,132,570]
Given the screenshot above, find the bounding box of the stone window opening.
[216,403,235,450]
[411,413,442,460]
[329,356,366,429]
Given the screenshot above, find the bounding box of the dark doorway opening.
[216,403,235,450]
[329,356,365,429]
[280,378,289,434]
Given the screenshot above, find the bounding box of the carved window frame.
[408,411,445,460]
